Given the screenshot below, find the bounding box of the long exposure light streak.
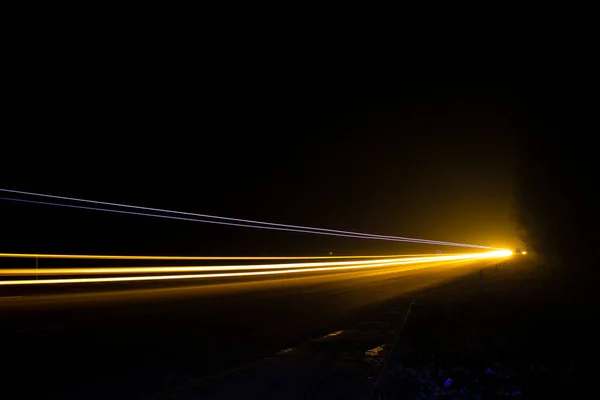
[0,196,489,248]
[0,252,448,260]
[0,197,449,245]
[0,256,442,275]
[0,250,512,285]
[0,189,491,248]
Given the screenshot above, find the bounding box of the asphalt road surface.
[0,258,500,399]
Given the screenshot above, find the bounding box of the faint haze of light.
[0,189,492,248]
[0,194,491,248]
[0,250,512,285]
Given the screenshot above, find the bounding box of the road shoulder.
[377,259,591,398]
[156,302,413,400]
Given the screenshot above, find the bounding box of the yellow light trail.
[0,250,512,285]
[0,252,450,260]
[0,258,416,275]
[0,255,485,275]
[0,260,458,286]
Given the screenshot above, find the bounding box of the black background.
[2,31,596,260]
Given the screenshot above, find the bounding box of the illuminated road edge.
[0,250,512,286]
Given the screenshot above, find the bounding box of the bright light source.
[522,251,527,255]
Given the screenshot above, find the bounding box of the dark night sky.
[1,43,532,256]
